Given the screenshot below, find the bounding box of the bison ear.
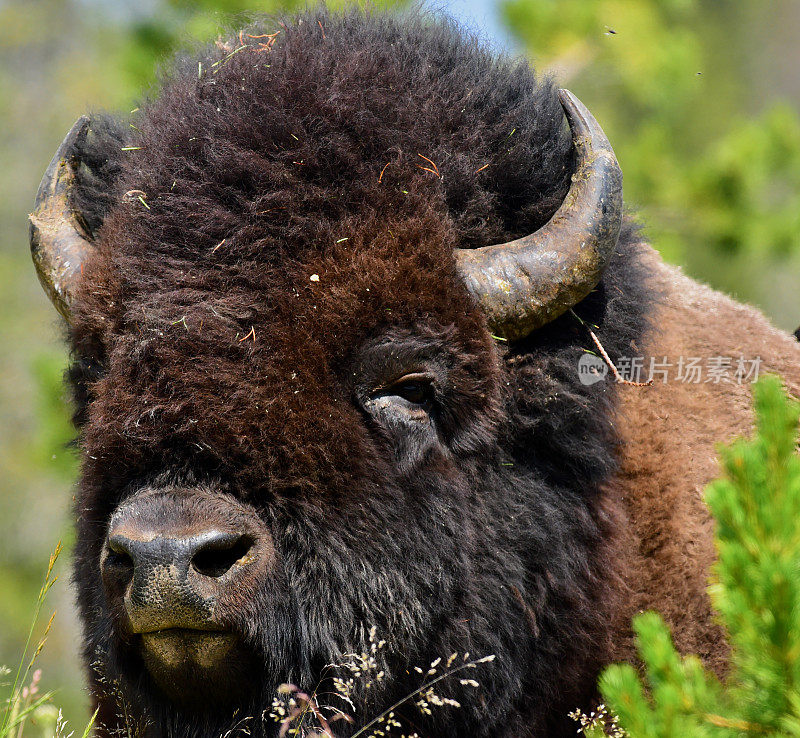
[29,115,126,323]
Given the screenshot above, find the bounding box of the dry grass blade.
[1,543,62,735]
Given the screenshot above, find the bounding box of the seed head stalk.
[350,655,495,738]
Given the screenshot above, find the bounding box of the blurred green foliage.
[502,0,800,316]
[1,0,799,732]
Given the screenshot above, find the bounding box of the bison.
[28,8,800,738]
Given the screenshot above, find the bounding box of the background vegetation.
[1,0,799,730]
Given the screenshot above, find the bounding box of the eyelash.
[385,374,435,406]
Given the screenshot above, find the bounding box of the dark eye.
[387,374,434,406]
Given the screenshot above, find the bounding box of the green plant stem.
[1,543,61,735]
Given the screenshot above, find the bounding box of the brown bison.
[28,9,800,738]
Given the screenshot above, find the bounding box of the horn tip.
[60,116,92,167]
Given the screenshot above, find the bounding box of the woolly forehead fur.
[69,7,590,491]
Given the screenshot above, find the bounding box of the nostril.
[191,534,254,578]
[106,548,135,570]
[103,536,135,582]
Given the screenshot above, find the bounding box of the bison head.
[28,11,645,738]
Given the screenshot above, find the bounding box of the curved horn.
[455,89,623,342]
[29,116,93,322]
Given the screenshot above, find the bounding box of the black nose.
[101,493,271,634]
[106,530,254,582]
[102,529,256,632]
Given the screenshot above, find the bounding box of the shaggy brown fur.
[49,7,800,738]
[609,246,800,671]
